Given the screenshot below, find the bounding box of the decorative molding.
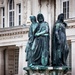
[0,31,28,37]
[65,18,75,29]
[67,25,75,29]
[0,25,29,40]
[15,0,21,4]
[0,35,23,40]
[65,18,75,23]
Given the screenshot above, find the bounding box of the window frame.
[1,7,5,28]
[63,0,69,19]
[17,3,21,26]
[8,0,14,27]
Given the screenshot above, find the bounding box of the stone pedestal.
[23,66,70,75]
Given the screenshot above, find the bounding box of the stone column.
[26,0,31,25]
[17,45,27,75]
[71,0,75,17]
[69,0,72,18]
[71,40,75,75]
[5,0,8,27]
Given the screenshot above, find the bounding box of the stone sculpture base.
[23,66,70,75]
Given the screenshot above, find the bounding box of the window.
[8,49,19,75]
[14,49,19,74]
[1,7,5,28]
[17,4,21,25]
[9,0,14,27]
[63,1,69,19]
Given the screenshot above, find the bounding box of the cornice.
[0,25,29,37]
[65,18,75,23]
[67,25,75,29]
[65,18,75,29]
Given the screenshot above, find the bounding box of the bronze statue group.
[25,13,69,68]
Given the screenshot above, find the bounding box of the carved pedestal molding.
[23,66,69,75]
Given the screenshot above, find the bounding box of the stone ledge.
[23,65,70,71]
[23,66,71,75]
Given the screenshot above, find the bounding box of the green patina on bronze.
[25,16,38,66]
[25,13,50,67]
[51,13,69,66]
[24,13,70,75]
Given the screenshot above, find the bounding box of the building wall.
[0,0,74,75]
[0,0,56,75]
[0,0,28,28]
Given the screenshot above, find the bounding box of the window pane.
[15,49,19,74]
[3,7,5,16]
[67,1,69,7]
[13,11,14,17]
[9,4,12,10]
[9,11,14,27]
[9,12,12,16]
[9,17,12,21]
[67,7,69,13]
[64,14,66,19]
[19,15,21,25]
[67,1,69,19]
[67,12,69,19]
[63,1,69,19]
[9,0,14,10]
[9,12,12,22]
[19,4,21,13]
[63,8,66,13]
[19,15,21,21]
[3,18,5,28]
[9,22,12,27]
[12,22,14,26]
[13,0,14,9]
[13,11,14,26]
[63,2,66,7]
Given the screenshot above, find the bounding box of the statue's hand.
[35,33,39,36]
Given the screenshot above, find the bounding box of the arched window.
[9,0,14,27]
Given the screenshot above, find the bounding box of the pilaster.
[26,0,31,25]
[0,48,5,75]
[71,40,75,75]
[4,0,8,27]
[17,45,27,75]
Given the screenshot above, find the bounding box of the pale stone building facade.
[0,0,74,75]
[56,0,75,75]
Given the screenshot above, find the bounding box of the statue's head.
[58,13,64,22]
[30,16,36,23]
[37,13,44,23]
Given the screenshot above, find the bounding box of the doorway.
[0,47,19,75]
